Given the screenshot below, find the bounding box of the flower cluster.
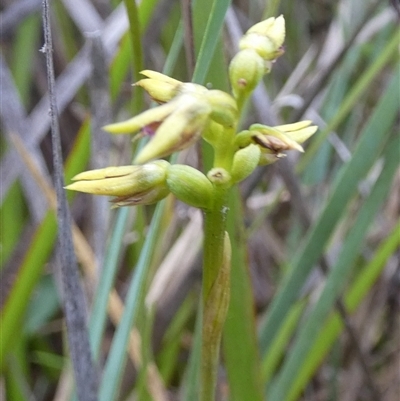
[66,15,317,209]
[103,71,237,165]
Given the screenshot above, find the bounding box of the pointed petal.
[135,79,179,103]
[275,120,312,132]
[134,96,211,163]
[286,126,318,143]
[71,166,139,181]
[65,175,137,196]
[103,101,177,134]
[139,70,181,85]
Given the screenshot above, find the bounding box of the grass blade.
[98,202,166,401]
[268,131,400,401]
[298,28,399,172]
[192,0,231,84]
[259,68,400,358]
[222,189,264,401]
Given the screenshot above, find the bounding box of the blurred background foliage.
[0,0,399,400]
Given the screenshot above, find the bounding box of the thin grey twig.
[181,0,196,77]
[41,1,98,400]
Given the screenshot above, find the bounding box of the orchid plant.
[66,15,317,401]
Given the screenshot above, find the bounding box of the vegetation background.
[1,0,399,400]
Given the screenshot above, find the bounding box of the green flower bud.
[247,15,285,46]
[233,130,253,148]
[229,49,265,98]
[239,15,285,61]
[166,165,213,210]
[204,90,238,127]
[65,160,170,207]
[231,144,261,184]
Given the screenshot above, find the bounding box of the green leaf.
[259,68,400,361]
[0,123,90,370]
[285,217,400,401]
[98,202,166,401]
[222,188,264,401]
[192,0,231,87]
[269,130,400,401]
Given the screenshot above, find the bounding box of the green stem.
[201,189,230,401]
[203,190,229,299]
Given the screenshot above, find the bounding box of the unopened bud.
[166,165,213,209]
[229,49,265,98]
[239,15,285,61]
[231,144,260,184]
[247,15,285,46]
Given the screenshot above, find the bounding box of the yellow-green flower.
[252,121,317,164]
[103,73,238,164]
[135,70,182,103]
[239,15,285,61]
[235,120,317,165]
[65,161,170,207]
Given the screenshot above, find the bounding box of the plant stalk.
[201,190,231,401]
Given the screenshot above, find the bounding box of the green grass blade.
[123,0,144,111]
[259,68,400,358]
[261,300,306,383]
[286,217,400,401]
[222,188,264,401]
[88,208,129,359]
[192,0,231,85]
[0,212,57,371]
[11,14,40,106]
[268,131,400,401]
[0,124,90,370]
[98,201,166,401]
[298,28,399,173]
[0,182,26,268]
[181,300,203,401]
